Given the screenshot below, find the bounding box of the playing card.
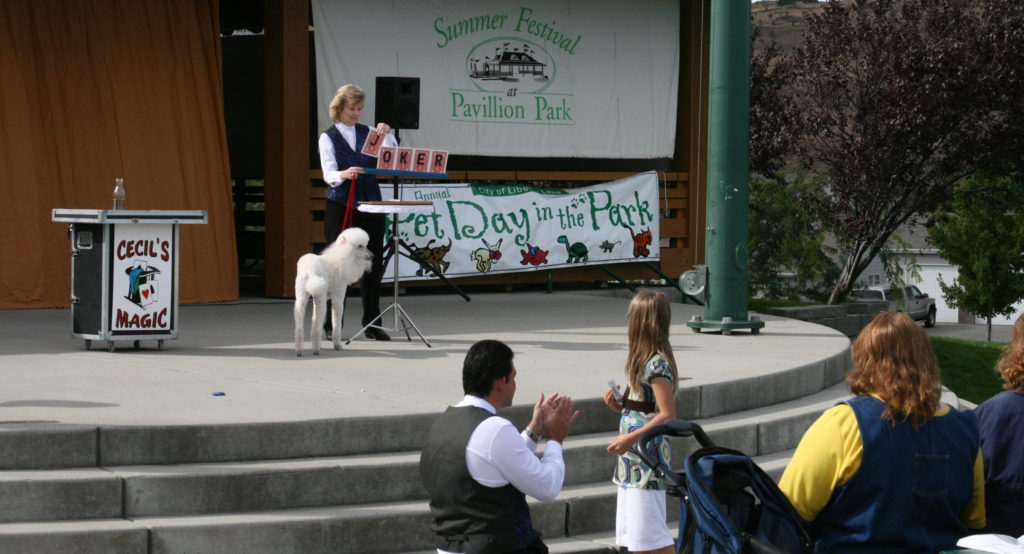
[361,129,384,157]
[412,149,430,173]
[395,148,413,171]
[429,150,449,174]
[377,147,396,169]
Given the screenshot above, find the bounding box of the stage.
[0,290,850,427]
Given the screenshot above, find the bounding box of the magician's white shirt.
[317,122,397,186]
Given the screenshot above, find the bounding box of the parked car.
[851,284,937,327]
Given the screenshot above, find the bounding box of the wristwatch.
[525,427,546,442]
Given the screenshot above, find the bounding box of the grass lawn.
[931,336,1008,405]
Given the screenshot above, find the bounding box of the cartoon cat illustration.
[622,225,652,258]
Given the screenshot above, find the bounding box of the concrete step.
[0,468,122,523]
[0,424,98,470]
[409,532,629,553]
[0,383,847,525]
[0,519,147,554]
[0,344,850,470]
[5,449,788,554]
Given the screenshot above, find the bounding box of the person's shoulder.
[976,389,1024,418]
[646,353,671,371]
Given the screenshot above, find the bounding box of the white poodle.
[294,227,373,356]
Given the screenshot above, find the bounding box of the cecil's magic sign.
[111,225,174,331]
[312,0,680,158]
[379,172,659,281]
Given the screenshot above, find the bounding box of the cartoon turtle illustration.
[557,235,589,263]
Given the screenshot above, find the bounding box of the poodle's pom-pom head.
[339,227,370,249]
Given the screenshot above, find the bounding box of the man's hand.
[540,395,580,444]
[527,393,561,438]
[375,122,391,135]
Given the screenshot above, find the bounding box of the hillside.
[752,0,824,53]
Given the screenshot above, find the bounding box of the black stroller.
[637,419,817,554]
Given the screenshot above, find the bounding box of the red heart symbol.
[142,289,150,299]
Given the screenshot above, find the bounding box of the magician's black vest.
[324,124,381,205]
[419,405,541,554]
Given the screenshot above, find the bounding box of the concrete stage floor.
[0,290,850,426]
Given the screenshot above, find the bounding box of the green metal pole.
[687,0,763,334]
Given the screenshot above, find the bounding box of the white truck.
[851,284,937,327]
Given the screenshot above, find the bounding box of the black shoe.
[323,327,332,340]
[365,328,391,341]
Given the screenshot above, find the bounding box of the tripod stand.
[347,199,435,346]
[345,168,461,347]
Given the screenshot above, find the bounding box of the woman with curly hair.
[974,313,1024,535]
[779,311,985,553]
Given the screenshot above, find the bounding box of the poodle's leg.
[311,294,326,355]
[294,284,307,356]
[332,286,347,350]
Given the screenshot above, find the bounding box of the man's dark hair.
[462,340,514,397]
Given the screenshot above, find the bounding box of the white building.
[857,228,1024,325]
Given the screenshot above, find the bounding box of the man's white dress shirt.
[437,394,566,554]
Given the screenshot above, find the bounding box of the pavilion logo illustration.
[450,36,574,125]
[466,38,553,94]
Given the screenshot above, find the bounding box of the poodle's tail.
[304,274,328,299]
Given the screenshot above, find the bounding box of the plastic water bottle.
[113,178,126,209]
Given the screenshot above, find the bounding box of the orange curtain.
[0,0,238,309]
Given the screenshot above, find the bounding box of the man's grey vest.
[419,405,541,553]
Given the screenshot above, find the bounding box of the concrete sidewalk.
[925,321,1013,342]
[0,290,850,426]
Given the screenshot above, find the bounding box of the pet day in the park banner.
[312,0,680,159]
[378,171,659,282]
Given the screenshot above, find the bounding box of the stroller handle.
[636,419,713,478]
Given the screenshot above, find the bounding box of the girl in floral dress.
[603,290,678,554]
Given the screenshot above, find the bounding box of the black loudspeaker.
[375,76,420,129]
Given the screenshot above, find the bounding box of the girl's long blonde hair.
[996,313,1024,393]
[848,311,942,428]
[625,290,678,391]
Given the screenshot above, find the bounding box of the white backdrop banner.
[375,171,660,281]
[312,0,680,158]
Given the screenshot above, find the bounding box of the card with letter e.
[361,129,384,157]
[396,148,413,171]
[412,149,431,173]
[377,147,396,169]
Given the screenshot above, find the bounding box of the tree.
[930,175,1024,342]
[751,0,1024,304]
[748,167,838,301]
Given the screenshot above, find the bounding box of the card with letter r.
[361,129,384,157]
[429,150,449,173]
